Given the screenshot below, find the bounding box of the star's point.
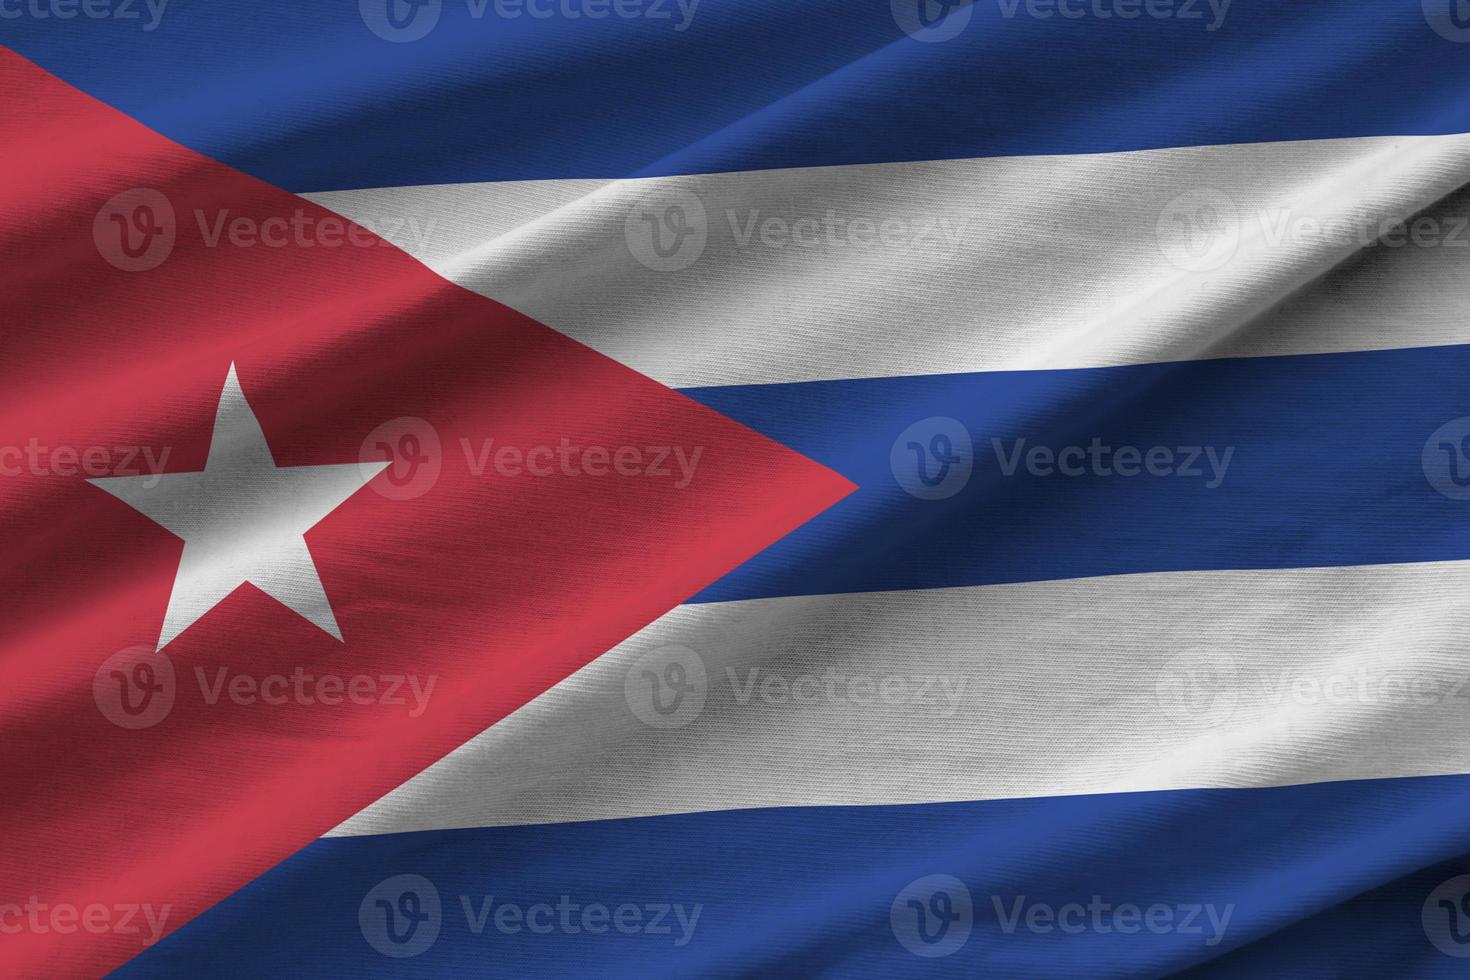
[90,363,386,650]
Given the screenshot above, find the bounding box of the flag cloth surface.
[4,1,1470,976]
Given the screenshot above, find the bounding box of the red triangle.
[0,46,854,976]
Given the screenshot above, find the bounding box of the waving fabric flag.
[5,0,1470,977]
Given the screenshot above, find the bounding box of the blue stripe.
[113,774,1470,977]
[679,343,1470,603]
[2,0,1467,191]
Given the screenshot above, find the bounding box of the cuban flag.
[5,0,1470,976]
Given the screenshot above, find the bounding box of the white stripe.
[307,135,1470,388]
[331,560,1470,836]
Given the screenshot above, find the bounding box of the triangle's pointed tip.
[290,586,347,643]
[313,609,346,643]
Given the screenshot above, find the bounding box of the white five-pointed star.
[91,364,387,650]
